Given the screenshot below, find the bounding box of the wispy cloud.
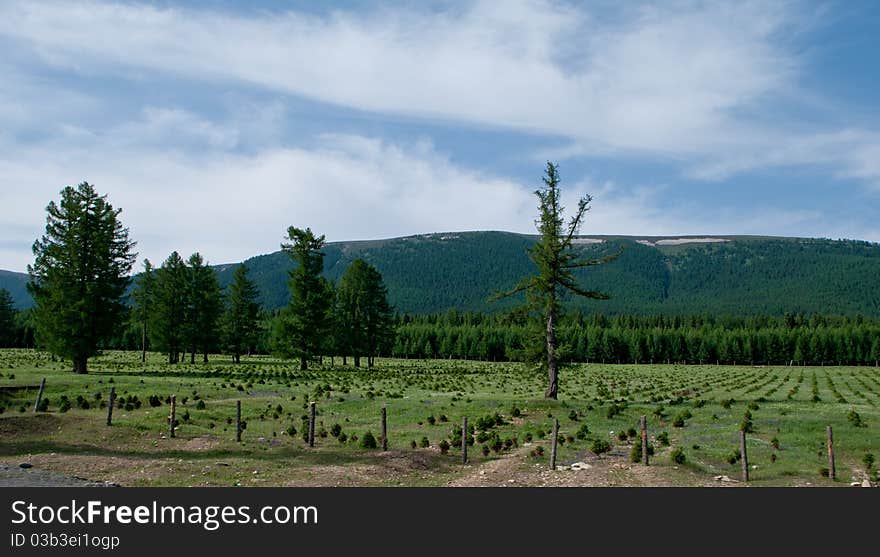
[2,0,878,183]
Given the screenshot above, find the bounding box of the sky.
[1,0,879,272]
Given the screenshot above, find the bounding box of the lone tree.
[27,182,136,373]
[275,227,333,370]
[222,264,261,364]
[130,259,154,363]
[493,162,618,399]
[336,258,395,367]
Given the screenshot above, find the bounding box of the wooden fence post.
[308,402,316,448]
[462,417,468,464]
[236,400,242,442]
[381,406,388,451]
[169,395,176,438]
[106,387,116,426]
[827,426,835,481]
[740,430,749,482]
[640,415,649,465]
[550,418,559,471]
[33,377,46,413]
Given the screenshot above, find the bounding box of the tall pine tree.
[185,253,223,363]
[130,259,154,363]
[336,259,395,367]
[0,288,16,348]
[27,183,136,373]
[493,163,618,399]
[222,264,261,363]
[152,251,189,364]
[274,227,333,370]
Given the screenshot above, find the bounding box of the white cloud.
[3,0,878,182]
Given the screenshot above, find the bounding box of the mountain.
[4,232,880,317]
[0,270,30,310]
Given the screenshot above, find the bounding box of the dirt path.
[448,446,725,487]
[0,463,118,487]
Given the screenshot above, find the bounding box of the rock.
[850,482,861,487]
[714,475,735,482]
[862,479,872,488]
[570,462,592,471]
[19,463,33,469]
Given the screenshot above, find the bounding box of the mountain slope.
[4,232,879,317]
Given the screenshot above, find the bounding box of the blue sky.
[1,0,879,272]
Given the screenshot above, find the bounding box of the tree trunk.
[73,356,88,374]
[203,351,208,364]
[545,302,558,400]
[190,349,195,364]
[141,321,147,363]
[299,356,307,371]
[234,352,240,364]
[354,355,361,368]
[342,355,347,366]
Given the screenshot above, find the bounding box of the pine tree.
[131,259,154,363]
[336,259,395,367]
[27,182,136,373]
[274,227,333,370]
[492,162,618,399]
[222,264,261,364]
[0,288,16,348]
[185,253,223,363]
[152,251,189,364]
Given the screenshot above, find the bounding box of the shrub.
[410,440,417,449]
[770,453,777,464]
[568,410,578,421]
[37,398,49,412]
[626,427,637,438]
[770,436,780,450]
[656,431,669,446]
[721,398,735,409]
[427,415,436,425]
[420,436,430,448]
[616,430,628,442]
[740,411,754,433]
[439,440,450,454]
[534,446,545,457]
[510,406,522,418]
[630,438,654,462]
[196,400,206,410]
[439,414,449,422]
[575,424,591,440]
[847,410,864,427]
[747,401,760,411]
[590,439,611,457]
[819,467,829,478]
[330,423,342,437]
[482,445,491,457]
[670,447,686,465]
[285,424,297,437]
[672,414,685,428]
[863,453,875,471]
[337,432,347,443]
[360,431,378,449]
[149,395,162,407]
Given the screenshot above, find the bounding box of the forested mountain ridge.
[3,232,879,317]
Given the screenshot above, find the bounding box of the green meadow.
[1,349,877,487]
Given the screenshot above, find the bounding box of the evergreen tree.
[493,163,618,398]
[130,259,154,363]
[274,227,332,370]
[336,259,395,367]
[222,264,261,363]
[185,253,223,363]
[152,252,189,363]
[0,288,16,348]
[27,182,136,373]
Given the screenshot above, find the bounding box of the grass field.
[1,349,878,487]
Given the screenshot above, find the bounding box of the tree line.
[392,311,880,366]
[21,182,395,372]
